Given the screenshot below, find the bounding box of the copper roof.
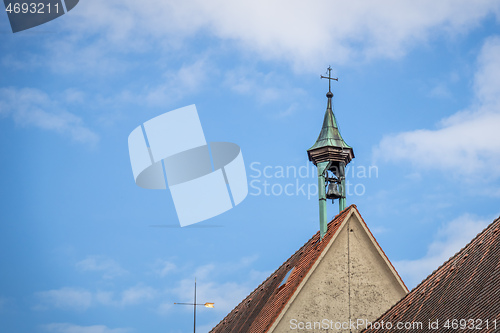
[308,96,353,152]
[362,216,500,333]
[210,205,404,333]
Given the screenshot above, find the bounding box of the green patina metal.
[317,161,330,239]
[308,67,354,239]
[307,95,352,152]
[339,169,346,212]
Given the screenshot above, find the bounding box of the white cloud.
[429,83,452,99]
[153,259,177,278]
[156,302,173,316]
[394,213,490,288]
[120,285,156,306]
[43,323,131,333]
[373,36,500,179]
[46,38,128,76]
[35,283,159,311]
[223,69,306,108]
[35,256,269,320]
[62,0,500,71]
[473,37,500,106]
[95,285,158,307]
[84,58,213,111]
[0,88,99,145]
[5,0,489,75]
[76,256,128,280]
[94,291,114,306]
[143,58,211,107]
[35,288,92,312]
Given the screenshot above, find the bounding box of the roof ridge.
[208,250,303,332]
[210,206,354,332]
[350,205,408,292]
[262,206,353,332]
[361,215,500,332]
[412,215,499,291]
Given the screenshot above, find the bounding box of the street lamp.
[174,279,214,333]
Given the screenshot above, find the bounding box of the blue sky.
[1,1,500,332]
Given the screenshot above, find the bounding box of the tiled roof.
[210,205,404,333]
[362,216,500,333]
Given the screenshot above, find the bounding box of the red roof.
[210,205,405,333]
[362,216,500,333]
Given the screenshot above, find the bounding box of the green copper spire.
[307,67,355,239]
[308,92,352,151]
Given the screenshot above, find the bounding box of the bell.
[326,181,342,200]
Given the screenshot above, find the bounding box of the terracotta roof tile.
[362,216,500,333]
[210,205,404,333]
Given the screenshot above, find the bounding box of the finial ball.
[326,91,333,98]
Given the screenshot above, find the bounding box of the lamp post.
[174,279,214,333]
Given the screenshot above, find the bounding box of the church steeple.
[308,91,352,152]
[307,67,354,239]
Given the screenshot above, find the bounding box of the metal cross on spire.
[320,66,338,93]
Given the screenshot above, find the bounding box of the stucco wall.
[271,213,407,333]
